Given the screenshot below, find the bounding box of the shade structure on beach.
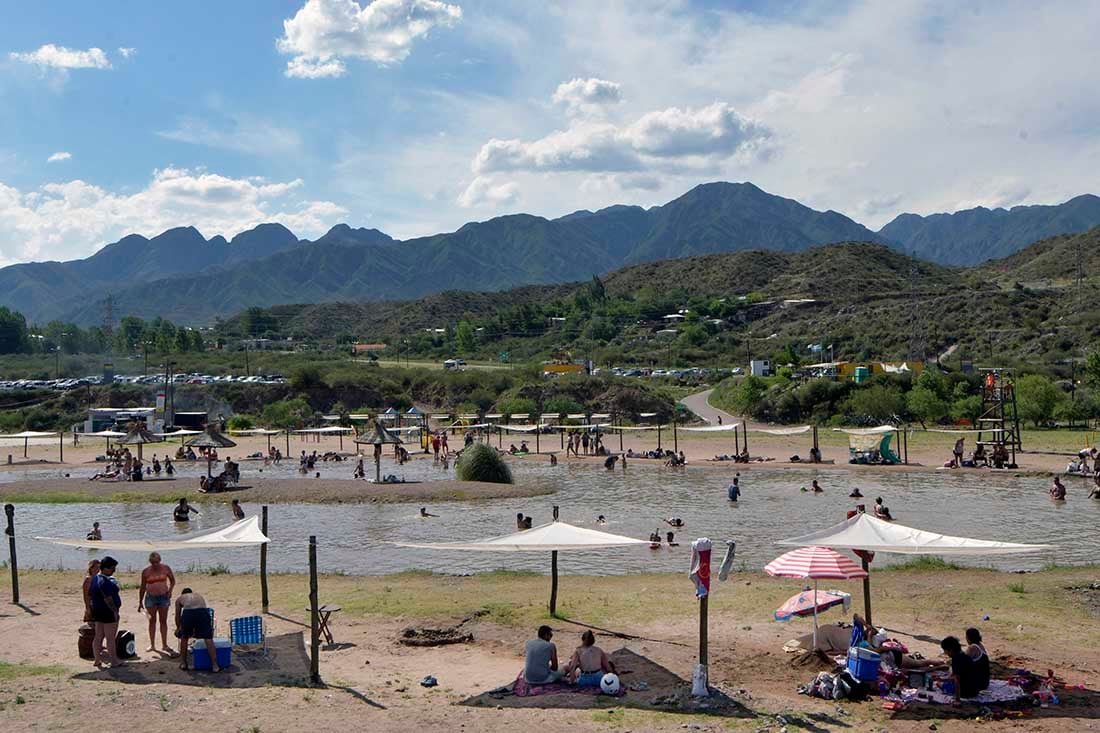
[116,424,163,460]
[766,547,867,649]
[84,429,127,452]
[36,516,269,551]
[156,428,202,443]
[1,430,58,459]
[186,426,238,477]
[397,521,651,614]
[777,513,1051,625]
[354,419,404,482]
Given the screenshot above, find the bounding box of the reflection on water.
[9,460,1089,576]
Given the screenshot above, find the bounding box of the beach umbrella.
[765,546,867,650]
[85,429,127,452]
[397,513,650,615]
[116,424,163,461]
[776,512,1051,626]
[185,426,238,477]
[354,419,403,483]
[2,430,59,459]
[774,589,850,621]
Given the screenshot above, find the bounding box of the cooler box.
[847,647,881,682]
[190,638,232,670]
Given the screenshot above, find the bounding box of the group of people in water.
[90,449,175,482]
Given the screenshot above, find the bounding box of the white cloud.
[552,77,622,115]
[117,47,137,59]
[9,44,112,70]
[457,176,519,208]
[0,168,345,265]
[471,102,771,177]
[47,151,72,163]
[277,0,462,78]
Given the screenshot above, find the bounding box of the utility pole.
[244,343,250,377]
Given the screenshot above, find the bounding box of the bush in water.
[456,443,513,484]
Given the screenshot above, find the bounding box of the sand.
[1,567,1099,732]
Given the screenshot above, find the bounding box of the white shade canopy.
[85,430,128,438]
[36,516,269,552]
[397,521,650,552]
[3,430,58,438]
[231,428,282,435]
[293,426,354,434]
[778,512,1051,556]
[832,425,897,435]
[156,428,202,437]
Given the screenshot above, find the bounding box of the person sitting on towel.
[941,635,984,702]
[564,630,615,686]
[524,625,562,684]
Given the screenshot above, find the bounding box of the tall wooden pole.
[861,555,872,626]
[812,426,819,462]
[673,416,678,453]
[260,506,269,613]
[4,504,18,604]
[742,421,749,455]
[657,424,662,452]
[309,535,320,684]
[535,427,540,455]
[618,420,623,452]
[549,505,560,616]
[734,425,739,455]
[59,432,64,463]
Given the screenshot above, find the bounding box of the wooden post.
[673,416,678,453]
[861,555,872,626]
[309,535,320,684]
[559,425,564,450]
[657,423,662,452]
[734,425,739,455]
[812,425,819,462]
[4,504,17,604]
[618,420,623,452]
[285,430,290,456]
[549,505,560,616]
[535,427,540,455]
[260,506,269,614]
[59,432,63,463]
[699,595,708,668]
[742,421,749,454]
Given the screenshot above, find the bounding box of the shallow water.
[9,459,1089,576]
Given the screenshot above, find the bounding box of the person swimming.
[849,487,864,498]
[665,517,684,527]
[873,497,894,520]
[665,531,678,547]
[811,480,824,493]
[420,507,438,518]
[649,530,662,547]
[596,515,607,524]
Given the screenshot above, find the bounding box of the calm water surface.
[9,458,1088,576]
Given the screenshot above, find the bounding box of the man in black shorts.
[174,587,220,671]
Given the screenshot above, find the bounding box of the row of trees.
[0,306,204,356]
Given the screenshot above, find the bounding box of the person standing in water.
[727,475,741,502]
[231,499,245,520]
[811,479,824,493]
[173,498,199,522]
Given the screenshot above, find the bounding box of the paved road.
[678,389,735,424]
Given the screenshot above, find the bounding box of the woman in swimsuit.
[564,630,616,685]
[173,498,199,522]
[139,552,177,654]
[965,627,991,694]
[82,559,101,623]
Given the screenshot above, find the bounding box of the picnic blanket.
[890,679,1027,706]
[512,672,625,698]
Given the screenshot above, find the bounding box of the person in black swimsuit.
[173,498,199,522]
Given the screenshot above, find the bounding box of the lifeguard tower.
[975,368,1022,468]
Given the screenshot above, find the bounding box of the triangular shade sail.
[36,516,269,552]
[396,521,651,552]
[777,512,1050,555]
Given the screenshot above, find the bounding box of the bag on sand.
[78,624,95,660]
[116,630,136,659]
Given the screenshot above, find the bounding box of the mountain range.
[5,181,1099,326]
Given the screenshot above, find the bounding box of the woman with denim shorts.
[139,552,177,656]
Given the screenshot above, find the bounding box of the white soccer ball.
[600,673,620,695]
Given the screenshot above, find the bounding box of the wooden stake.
[861,555,872,626]
[4,504,18,604]
[699,595,708,666]
[260,505,269,614]
[673,416,678,453]
[550,550,558,617]
[742,421,749,454]
[309,535,320,684]
[59,432,64,463]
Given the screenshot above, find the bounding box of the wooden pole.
[309,535,320,684]
[4,504,17,604]
[657,423,662,452]
[861,555,872,626]
[734,425,739,455]
[260,506,269,613]
[59,432,63,463]
[549,505,560,616]
[742,421,749,454]
[285,430,290,456]
[618,420,623,452]
[699,595,708,668]
[812,425,819,458]
[535,426,540,455]
[673,416,678,453]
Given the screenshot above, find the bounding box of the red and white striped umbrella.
[765,546,867,650]
[765,546,868,580]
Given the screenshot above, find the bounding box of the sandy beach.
[1,567,1098,732]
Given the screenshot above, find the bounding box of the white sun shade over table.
[832,426,897,436]
[156,428,202,437]
[86,430,128,438]
[36,516,269,552]
[680,424,739,433]
[398,521,650,613]
[4,430,58,438]
[777,512,1051,555]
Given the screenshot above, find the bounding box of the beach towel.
[892,679,1026,706]
[512,672,625,698]
[689,538,712,598]
[718,540,737,582]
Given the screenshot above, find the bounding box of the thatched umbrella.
[354,419,403,483]
[116,423,163,461]
[185,426,238,477]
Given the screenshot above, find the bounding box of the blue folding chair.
[229,615,266,654]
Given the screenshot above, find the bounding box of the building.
[750,359,772,377]
[84,407,158,433]
[351,343,387,355]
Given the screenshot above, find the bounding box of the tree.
[260,397,312,430]
[0,307,29,354]
[906,386,949,427]
[455,320,476,354]
[843,385,904,424]
[1016,374,1064,427]
[1086,350,1100,389]
[456,443,513,484]
[951,395,984,426]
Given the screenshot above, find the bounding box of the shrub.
[226,414,254,431]
[455,443,513,484]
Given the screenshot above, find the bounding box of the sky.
[1,0,1098,266]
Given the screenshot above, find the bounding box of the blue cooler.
[847,647,881,682]
[190,638,232,670]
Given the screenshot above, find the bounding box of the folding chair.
[229,615,266,654]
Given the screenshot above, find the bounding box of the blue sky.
[1,0,1098,265]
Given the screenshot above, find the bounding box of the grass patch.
[885,556,963,572]
[0,661,68,681]
[0,491,179,504]
[1008,581,1028,594]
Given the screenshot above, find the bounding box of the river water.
[6,459,1088,576]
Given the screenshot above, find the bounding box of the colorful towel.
[512,672,625,698]
[894,679,1026,706]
